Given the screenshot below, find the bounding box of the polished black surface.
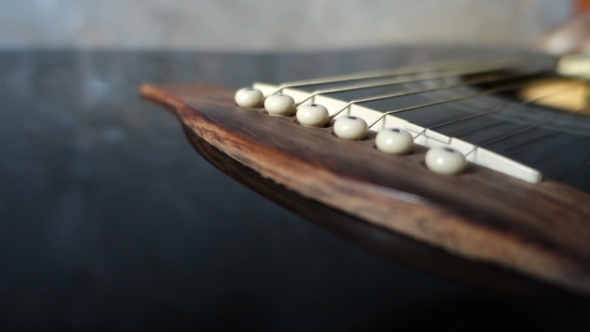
[1,49,589,331]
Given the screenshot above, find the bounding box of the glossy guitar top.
[141,54,590,297]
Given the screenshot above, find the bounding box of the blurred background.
[0,0,577,51]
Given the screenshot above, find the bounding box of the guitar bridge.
[254,82,543,184]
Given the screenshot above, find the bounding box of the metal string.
[294,61,530,106]
[409,84,581,139]
[264,56,587,177]
[328,70,548,120]
[365,82,525,128]
[366,81,579,129]
[464,102,588,157]
[268,56,528,95]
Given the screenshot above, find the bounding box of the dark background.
[1,48,589,331]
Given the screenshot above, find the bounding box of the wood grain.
[141,83,590,296]
[179,122,590,301]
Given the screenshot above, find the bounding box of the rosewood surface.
[141,83,590,296]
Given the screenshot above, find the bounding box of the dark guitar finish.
[141,83,590,296]
[179,121,587,299]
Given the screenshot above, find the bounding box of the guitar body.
[141,48,590,297]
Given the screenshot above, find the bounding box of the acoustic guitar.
[140,55,590,298]
[140,14,590,297]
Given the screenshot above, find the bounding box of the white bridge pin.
[425,147,466,175]
[333,116,368,140]
[235,88,264,108]
[264,94,295,116]
[296,103,329,127]
[375,128,413,154]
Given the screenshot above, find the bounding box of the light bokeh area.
[0,0,572,50]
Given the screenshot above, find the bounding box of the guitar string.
[348,78,585,158]
[328,70,549,120]
[464,102,588,157]
[293,61,531,106]
[279,61,587,166]
[268,56,533,95]
[340,77,584,157]
[365,80,576,128]
[410,84,580,140]
[365,82,522,128]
